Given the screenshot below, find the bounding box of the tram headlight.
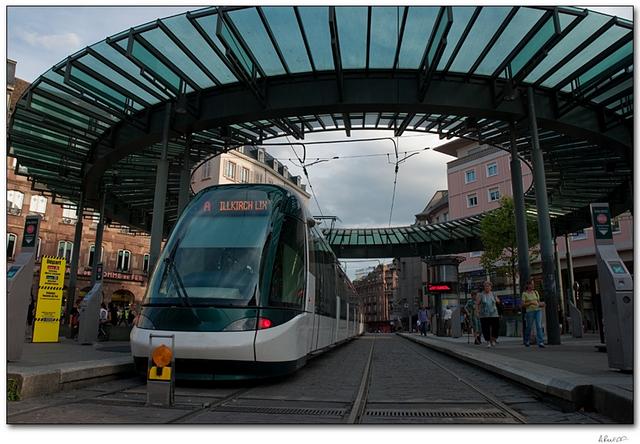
[223,317,257,331]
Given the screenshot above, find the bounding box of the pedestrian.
[521,279,546,348]
[418,306,428,336]
[99,303,110,340]
[477,281,500,347]
[465,291,482,345]
[443,305,453,336]
[108,302,118,326]
[70,303,80,340]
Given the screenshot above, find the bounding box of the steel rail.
[399,339,528,424]
[345,338,376,424]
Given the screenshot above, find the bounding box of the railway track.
[8,335,611,424]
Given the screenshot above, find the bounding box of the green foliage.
[479,197,539,291]
[7,378,20,401]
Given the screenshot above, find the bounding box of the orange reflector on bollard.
[151,344,173,367]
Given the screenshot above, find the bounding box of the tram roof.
[8,6,633,240]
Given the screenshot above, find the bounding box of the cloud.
[17,30,82,50]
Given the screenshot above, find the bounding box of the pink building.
[433,138,633,330]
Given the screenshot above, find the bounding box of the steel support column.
[91,190,106,286]
[509,122,530,292]
[177,134,192,215]
[553,235,566,332]
[149,102,173,272]
[527,86,561,345]
[565,233,576,305]
[65,192,85,338]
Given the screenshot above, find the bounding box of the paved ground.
[7,335,620,425]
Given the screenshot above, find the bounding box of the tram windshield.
[144,187,279,307]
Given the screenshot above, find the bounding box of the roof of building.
[416,190,448,220]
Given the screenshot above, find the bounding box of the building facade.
[191,146,310,201]
[353,263,397,332]
[433,138,633,331]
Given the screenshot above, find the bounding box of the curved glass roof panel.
[79,54,161,105]
[262,7,312,73]
[336,7,368,69]
[297,6,333,71]
[369,6,401,69]
[474,7,545,76]
[6,6,632,237]
[400,6,438,69]
[90,42,172,100]
[509,15,556,77]
[578,40,632,86]
[163,14,237,84]
[448,7,511,73]
[436,6,475,70]
[541,25,630,88]
[141,27,214,89]
[228,8,285,76]
[524,11,611,83]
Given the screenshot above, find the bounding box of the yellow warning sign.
[33,287,64,342]
[38,256,66,289]
[33,256,66,342]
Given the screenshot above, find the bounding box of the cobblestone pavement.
[7,334,615,424]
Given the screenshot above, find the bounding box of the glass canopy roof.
[8,6,633,241]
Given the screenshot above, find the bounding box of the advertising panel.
[33,256,66,343]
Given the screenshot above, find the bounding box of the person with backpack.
[521,279,546,348]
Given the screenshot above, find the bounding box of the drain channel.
[216,406,346,417]
[366,409,508,418]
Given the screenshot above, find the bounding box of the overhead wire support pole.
[150,102,173,273]
[509,122,530,293]
[91,188,107,286]
[527,86,561,345]
[65,191,85,338]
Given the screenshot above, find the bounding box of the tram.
[131,184,363,380]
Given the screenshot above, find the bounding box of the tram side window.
[269,217,305,309]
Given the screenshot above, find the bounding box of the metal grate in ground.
[365,409,508,418]
[216,406,346,417]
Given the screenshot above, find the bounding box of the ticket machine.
[8,215,41,361]
[590,204,633,371]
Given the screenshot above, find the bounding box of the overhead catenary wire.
[286,135,324,218]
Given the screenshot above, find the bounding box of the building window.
[62,207,77,224]
[143,253,150,273]
[612,217,621,233]
[240,167,250,183]
[117,249,131,272]
[465,169,476,184]
[57,241,73,262]
[29,195,47,214]
[201,160,211,179]
[7,233,17,260]
[570,230,587,241]
[486,162,498,177]
[88,245,105,267]
[253,172,264,183]
[224,160,236,180]
[488,187,500,202]
[443,212,448,222]
[467,194,478,208]
[7,190,24,215]
[257,149,265,163]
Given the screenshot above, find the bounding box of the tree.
[479,197,539,300]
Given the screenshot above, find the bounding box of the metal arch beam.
[80,72,632,218]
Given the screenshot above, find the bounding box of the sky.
[5,3,634,278]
